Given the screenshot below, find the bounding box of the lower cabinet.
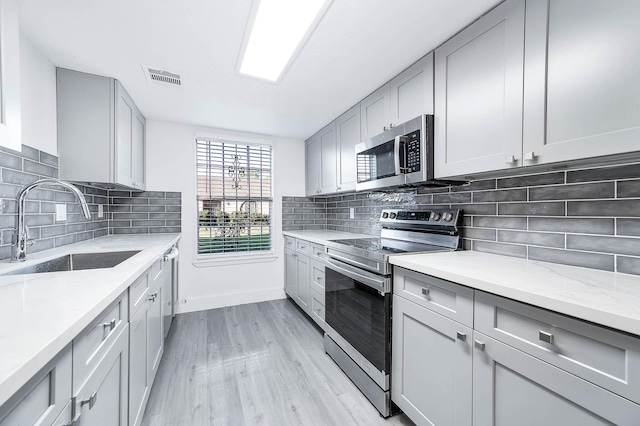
[391,266,640,426]
[284,237,327,330]
[73,324,129,426]
[0,346,72,426]
[473,332,640,426]
[391,295,472,426]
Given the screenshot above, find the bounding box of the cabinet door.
[129,299,149,426]
[284,248,297,298]
[0,347,72,426]
[116,82,135,188]
[523,0,640,165]
[147,284,164,386]
[389,53,434,124]
[296,254,311,310]
[132,111,146,190]
[434,0,525,178]
[319,122,338,194]
[391,295,472,426]
[361,84,390,141]
[74,325,129,426]
[336,105,360,193]
[0,0,21,151]
[305,136,321,196]
[472,332,640,426]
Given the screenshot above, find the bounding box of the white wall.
[19,32,57,155]
[146,120,306,313]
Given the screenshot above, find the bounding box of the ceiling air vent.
[142,65,183,87]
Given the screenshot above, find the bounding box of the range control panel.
[379,209,459,225]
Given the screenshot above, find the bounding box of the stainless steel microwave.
[355,114,434,191]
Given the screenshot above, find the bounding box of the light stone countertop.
[0,233,181,407]
[282,230,372,245]
[390,250,640,337]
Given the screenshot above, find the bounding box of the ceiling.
[19,0,501,141]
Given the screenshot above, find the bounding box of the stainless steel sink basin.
[1,250,141,275]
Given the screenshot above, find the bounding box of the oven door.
[324,258,391,374]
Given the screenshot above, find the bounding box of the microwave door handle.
[394,135,403,175]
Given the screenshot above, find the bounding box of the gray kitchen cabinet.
[129,295,149,426]
[0,0,21,152]
[147,262,165,384]
[434,0,525,178]
[392,295,472,426]
[295,250,311,311]
[319,122,338,194]
[361,53,434,142]
[522,0,640,166]
[389,53,434,125]
[360,85,390,141]
[335,105,360,193]
[283,239,310,310]
[57,68,146,190]
[472,331,640,425]
[284,247,297,297]
[305,134,321,196]
[73,324,129,426]
[0,346,72,426]
[309,255,326,330]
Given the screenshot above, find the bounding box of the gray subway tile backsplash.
[283,161,640,276]
[0,145,181,261]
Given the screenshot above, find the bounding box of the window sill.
[193,251,278,268]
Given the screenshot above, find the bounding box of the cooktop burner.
[328,237,448,255]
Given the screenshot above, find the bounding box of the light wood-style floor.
[142,298,415,426]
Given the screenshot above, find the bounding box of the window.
[196,138,272,255]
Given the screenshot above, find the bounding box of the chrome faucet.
[12,179,92,262]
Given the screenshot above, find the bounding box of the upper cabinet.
[434,0,525,178]
[522,0,640,165]
[361,53,434,141]
[336,104,360,193]
[0,0,22,151]
[319,122,337,194]
[57,68,146,190]
[305,134,321,196]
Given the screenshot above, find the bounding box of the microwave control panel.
[404,129,421,173]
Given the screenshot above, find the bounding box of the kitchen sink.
[1,250,141,275]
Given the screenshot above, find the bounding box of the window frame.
[195,134,274,261]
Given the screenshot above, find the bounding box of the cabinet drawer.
[129,270,149,316]
[311,243,325,259]
[0,346,72,426]
[311,288,325,324]
[393,267,474,327]
[295,239,311,255]
[284,236,295,249]
[73,291,128,391]
[310,258,325,292]
[475,291,640,404]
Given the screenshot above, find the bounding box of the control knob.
[443,212,454,222]
[389,212,397,219]
[432,212,442,221]
[382,212,389,219]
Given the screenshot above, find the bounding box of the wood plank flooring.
[142,298,415,426]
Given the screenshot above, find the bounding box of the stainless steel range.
[323,208,461,417]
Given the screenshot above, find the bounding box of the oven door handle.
[325,258,390,295]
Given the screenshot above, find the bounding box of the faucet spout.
[13,179,92,262]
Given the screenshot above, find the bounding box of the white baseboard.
[175,287,287,314]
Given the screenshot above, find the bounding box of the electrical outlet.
[98,204,104,218]
[349,207,355,219]
[56,204,67,221]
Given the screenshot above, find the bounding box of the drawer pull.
[456,332,467,341]
[102,319,116,334]
[81,391,98,409]
[474,340,486,351]
[421,288,430,297]
[539,330,554,344]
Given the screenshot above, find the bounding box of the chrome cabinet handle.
[421,288,430,297]
[474,340,486,351]
[81,391,98,409]
[505,155,517,164]
[539,330,554,344]
[524,151,537,161]
[102,319,116,334]
[149,292,158,302]
[336,186,341,191]
[456,331,467,341]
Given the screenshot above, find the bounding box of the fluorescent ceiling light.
[239,0,330,82]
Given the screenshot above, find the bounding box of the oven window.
[325,267,391,372]
[356,139,396,183]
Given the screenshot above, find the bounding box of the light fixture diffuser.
[238,0,331,82]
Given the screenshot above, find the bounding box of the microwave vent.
[142,65,183,87]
